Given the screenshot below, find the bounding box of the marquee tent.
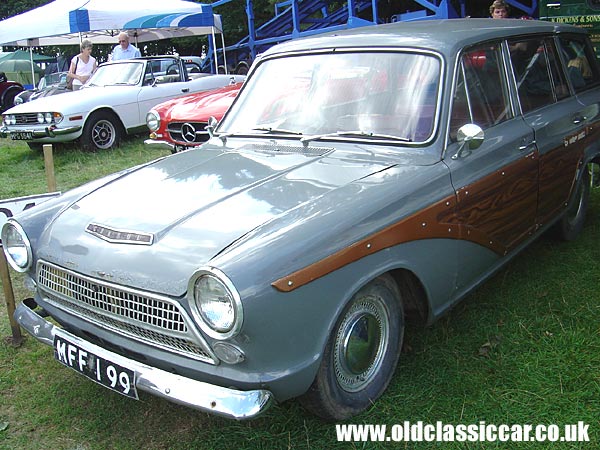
[0,0,225,72]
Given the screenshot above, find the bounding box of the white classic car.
[0,56,245,151]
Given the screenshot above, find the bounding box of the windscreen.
[218,51,441,143]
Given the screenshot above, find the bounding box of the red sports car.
[145,81,243,153]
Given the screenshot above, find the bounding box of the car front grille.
[37,260,216,364]
[12,113,41,125]
[167,121,209,144]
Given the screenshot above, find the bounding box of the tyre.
[299,275,404,420]
[235,62,249,75]
[1,86,23,112]
[552,165,591,241]
[81,111,122,151]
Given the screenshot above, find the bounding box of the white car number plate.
[53,332,138,399]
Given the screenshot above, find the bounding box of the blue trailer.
[207,0,539,74]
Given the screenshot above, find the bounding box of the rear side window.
[508,37,562,113]
[449,43,511,140]
[557,36,600,93]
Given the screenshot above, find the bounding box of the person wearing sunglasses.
[110,32,141,61]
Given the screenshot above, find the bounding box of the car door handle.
[519,140,536,151]
[181,88,190,93]
[572,116,586,125]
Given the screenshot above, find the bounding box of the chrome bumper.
[144,138,176,152]
[0,125,82,139]
[14,299,274,420]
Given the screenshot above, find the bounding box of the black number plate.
[9,131,33,140]
[53,332,138,399]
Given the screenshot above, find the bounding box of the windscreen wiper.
[300,130,411,146]
[252,127,303,135]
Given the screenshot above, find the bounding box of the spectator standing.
[489,0,510,18]
[110,32,141,61]
[67,39,97,91]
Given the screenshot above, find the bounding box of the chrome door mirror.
[452,123,484,159]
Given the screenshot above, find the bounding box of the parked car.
[0,56,246,151]
[13,71,69,105]
[145,81,243,153]
[0,71,24,112]
[4,19,600,421]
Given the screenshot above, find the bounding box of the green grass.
[1,138,599,449]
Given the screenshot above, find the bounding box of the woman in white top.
[67,39,97,91]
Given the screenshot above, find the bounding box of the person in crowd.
[67,39,97,91]
[489,0,510,19]
[110,32,141,61]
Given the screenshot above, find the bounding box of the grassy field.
[1,138,599,449]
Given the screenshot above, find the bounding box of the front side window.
[218,51,441,143]
[449,43,511,140]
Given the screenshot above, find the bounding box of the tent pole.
[220,32,228,75]
[211,30,218,74]
[29,46,35,88]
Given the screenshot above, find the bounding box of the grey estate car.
[3,19,600,421]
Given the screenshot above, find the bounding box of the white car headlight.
[146,110,160,132]
[189,269,242,340]
[1,220,33,272]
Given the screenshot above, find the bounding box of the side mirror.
[206,116,218,138]
[452,123,484,160]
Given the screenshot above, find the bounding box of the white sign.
[0,192,61,242]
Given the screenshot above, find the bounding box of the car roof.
[261,18,585,58]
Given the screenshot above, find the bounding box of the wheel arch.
[85,106,126,133]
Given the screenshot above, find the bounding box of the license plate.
[53,332,138,399]
[10,131,33,140]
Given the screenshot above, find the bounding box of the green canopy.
[0,50,53,86]
[0,49,55,63]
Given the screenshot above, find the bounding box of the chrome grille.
[37,260,215,364]
[13,113,41,125]
[167,121,209,144]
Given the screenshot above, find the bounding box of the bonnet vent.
[240,143,333,157]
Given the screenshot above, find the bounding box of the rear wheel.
[299,275,404,420]
[81,111,122,151]
[552,165,591,241]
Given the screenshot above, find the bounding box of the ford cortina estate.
[3,19,599,420]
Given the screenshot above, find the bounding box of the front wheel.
[299,275,404,420]
[552,166,591,241]
[81,111,122,151]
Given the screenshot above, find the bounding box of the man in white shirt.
[110,32,141,61]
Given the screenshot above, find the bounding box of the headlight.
[36,112,57,124]
[1,220,33,272]
[146,110,160,132]
[4,114,16,125]
[189,268,242,340]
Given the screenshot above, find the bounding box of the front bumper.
[0,125,82,139]
[14,299,274,420]
[144,138,195,154]
[144,138,177,152]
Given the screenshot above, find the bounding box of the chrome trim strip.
[14,301,274,420]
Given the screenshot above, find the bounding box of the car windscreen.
[218,51,441,143]
[88,61,145,87]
